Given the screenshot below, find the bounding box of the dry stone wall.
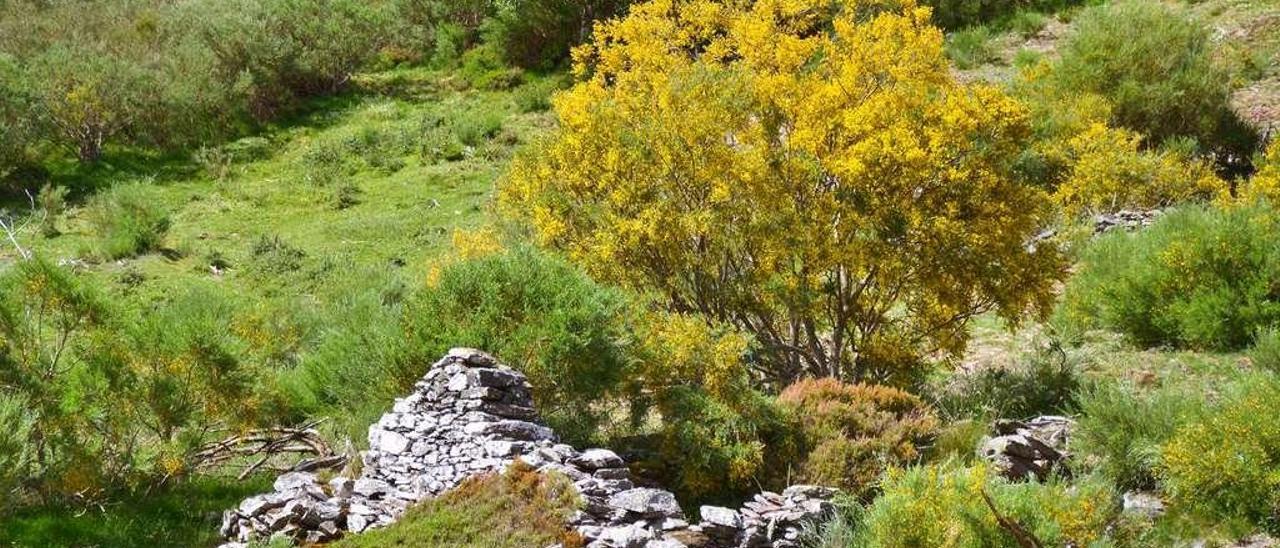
[218,348,835,548]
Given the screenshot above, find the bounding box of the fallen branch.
[981,489,1044,548]
[193,420,346,479]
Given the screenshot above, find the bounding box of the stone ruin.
[218,348,836,548]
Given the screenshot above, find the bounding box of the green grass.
[0,476,271,548]
[0,66,557,308]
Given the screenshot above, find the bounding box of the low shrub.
[930,343,1082,421]
[944,26,998,69]
[777,379,937,499]
[85,183,170,260]
[1072,382,1207,491]
[330,462,582,548]
[832,461,1116,547]
[247,235,307,276]
[1250,327,1280,375]
[1057,202,1280,351]
[1161,375,1280,533]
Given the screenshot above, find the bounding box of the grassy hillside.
[2,0,1280,547]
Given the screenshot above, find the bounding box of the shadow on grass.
[0,476,271,548]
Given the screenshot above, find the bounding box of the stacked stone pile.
[218,348,835,547]
[1094,209,1162,234]
[978,415,1075,481]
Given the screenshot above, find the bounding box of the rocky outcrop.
[1094,209,1162,234]
[978,416,1075,481]
[218,348,835,547]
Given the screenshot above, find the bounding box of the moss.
[331,462,583,548]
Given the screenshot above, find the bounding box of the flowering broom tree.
[502,0,1064,386]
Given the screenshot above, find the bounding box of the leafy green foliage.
[1250,327,1280,375]
[1072,382,1207,491]
[945,26,998,69]
[923,0,1082,30]
[1058,203,1280,351]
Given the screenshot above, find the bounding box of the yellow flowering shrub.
[1161,375,1280,531]
[1053,123,1225,216]
[855,461,1116,547]
[502,0,1063,386]
[1234,140,1280,204]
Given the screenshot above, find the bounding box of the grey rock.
[609,488,683,518]
[572,448,625,470]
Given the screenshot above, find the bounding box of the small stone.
[238,495,282,518]
[354,478,393,498]
[609,488,683,518]
[272,472,318,493]
[594,467,631,480]
[699,506,741,529]
[1122,491,1166,519]
[329,477,354,499]
[571,448,625,470]
[376,430,411,454]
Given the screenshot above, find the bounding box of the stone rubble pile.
[218,348,836,547]
[978,415,1075,482]
[1093,209,1162,234]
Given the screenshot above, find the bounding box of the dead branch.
[981,489,1044,548]
[192,420,346,480]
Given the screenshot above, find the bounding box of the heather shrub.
[1058,203,1280,351]
[330,462,582,548]
[777,378,937,498]
[836,461,1116,547]
[1161,375,1280,533]
[85,183,171,260]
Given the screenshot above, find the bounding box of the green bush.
[1058,203,1280,351]
[828,460,1117,547]
[777,378,937,499]
[85,184,171,260]
[482,0,631,69]
[286,247,633,445]
[1162,375,1280,533]
[459,44,525,91]
[247,235,307,276]
[1251,327,1280,375]
[923,0,1082,30]
[644,385,794,506]
[0,393,36,499]
[945,26,998,69]
[1072,382,1207,491]
[1053,0,1256,164]
[930,343,1081,421]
